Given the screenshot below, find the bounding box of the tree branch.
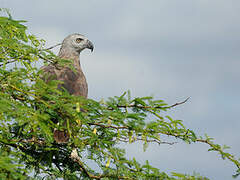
[159,131,240,170]
[118,137,176,145]
[113,97,190,110]
[88,122,128,130]
[44,43,62,51]
[70,148,132,179]
[168,97,190,108]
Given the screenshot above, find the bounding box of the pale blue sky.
[1,1,240,179]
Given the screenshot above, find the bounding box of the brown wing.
[40,64,88,143]
[41,65,88,97]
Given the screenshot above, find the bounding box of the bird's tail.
[53,129,69,143]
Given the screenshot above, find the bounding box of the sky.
[1,0,240,179]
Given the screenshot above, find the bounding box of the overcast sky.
[1,0,240,179]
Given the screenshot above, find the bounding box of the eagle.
[40,33,94,143]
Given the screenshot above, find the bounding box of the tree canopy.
[0,9,239,179]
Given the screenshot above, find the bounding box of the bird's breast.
[57,67,88,98]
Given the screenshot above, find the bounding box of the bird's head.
[60,33,94,55]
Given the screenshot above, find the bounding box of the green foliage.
[0,9,239,179]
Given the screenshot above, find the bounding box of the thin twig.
[88,122,128,130]
[9,84,51,107]
[0,59,18,67]
[70,148,131,179]
[44,43,62,50]
[168,97,190,108]
[70,148,92,178]
[10,137,45,145]
[118,137,176,145]
[38,54,55,63]
[114,97,190,110]
[159,131,240,170]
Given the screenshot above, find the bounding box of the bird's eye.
[76,38,83,43]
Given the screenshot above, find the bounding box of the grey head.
[58,33,94,58]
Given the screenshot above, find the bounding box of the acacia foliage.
[0,9,239,179]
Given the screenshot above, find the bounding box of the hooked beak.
[87,40,94,52]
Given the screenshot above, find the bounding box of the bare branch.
[44,43,62,50]
[168,97,190,108]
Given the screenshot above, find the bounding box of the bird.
[40,33,94,143]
